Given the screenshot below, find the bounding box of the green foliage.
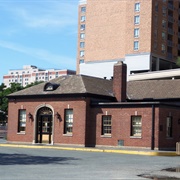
[0,81,43,123]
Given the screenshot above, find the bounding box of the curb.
[0,143,178,156]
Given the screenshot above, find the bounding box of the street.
[0,146,179,180]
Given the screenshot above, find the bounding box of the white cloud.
[0,1,78,30]
[0,40,75,68]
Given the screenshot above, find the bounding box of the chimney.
[113,61,127,102]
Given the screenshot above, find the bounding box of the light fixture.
[55,112,61,121]
[28,112,33,120]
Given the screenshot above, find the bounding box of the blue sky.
[0,0,79,83]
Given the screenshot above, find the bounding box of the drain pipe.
[151,104,155,150]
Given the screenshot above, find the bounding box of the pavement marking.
[0,143,178,156]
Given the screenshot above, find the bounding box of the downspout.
[151,104,155,150]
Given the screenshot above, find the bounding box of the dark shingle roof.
[8,75,114,98]
[8,75,180,100]
[127,79,180,100]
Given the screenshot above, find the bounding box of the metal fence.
[0,126,7,139]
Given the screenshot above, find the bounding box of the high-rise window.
[81,7,86,13]
[81,15,86,22]
[79,59,84,64]
[80,50,84,57]
[162,32,166,40]
[64,109,73,134]
[80,24,85,31]
[134,41,139,50]
[18,110,26,133]
[80,42,85,48]
[162,20,166,28]
[134,28,139,38]
[134,15,140,24]
[161,44,165,53]
[102,115,112,135]
[80,33,85,39]
[135,3,140,12]
[131,116,142,137]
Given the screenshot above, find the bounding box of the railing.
[168,28,174,35]
[168,16,174,23]
[168,3,174,11]
[167,40,173,47]
[176,142,180,155]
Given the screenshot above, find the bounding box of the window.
[131,116,142,137]
[81,15,86,22]
[80,24,85,31]
[162,6,166,16]
[166,116,172,138]
[80,42,85,48]
[155,2,158,12]
[134,41,139,50]
[154,29,158,38]
[162,20,166,28]
[79,59,84,64]
[64,109,73,134]
[134,15,140,24]
[102,115,111,135]
[134,28,139,38]
[80,50,84,57]
[135,3,140,12]
[162,32,166,40]
[81,7,86,13]
[154,42,157,50]
[161,44,165,53]
[80,33,85,39]
[18,110,26,133]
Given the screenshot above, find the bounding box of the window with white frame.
[79,59,84,64]
[80,42,85,48]
[135,3,140,12]
[64,109,73,134]
[18,109,26,133]
[134,41,139,50]
[134,15,140,24]
[131,116,142,137]
[102,115,112,135]
[81,7,86,13]
[134,28,139,38]
[81,15,86,22]
[80,33,85,39]
[166,116,172,138]
[80,50,84,57]
[80,24,85,31]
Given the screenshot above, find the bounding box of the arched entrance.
[35,107,53,144]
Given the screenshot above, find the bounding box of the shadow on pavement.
[0,153,80,165]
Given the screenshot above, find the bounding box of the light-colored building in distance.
[3,65,76,88]
[77,0,180,79]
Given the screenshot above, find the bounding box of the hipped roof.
[8,75,180,100]
[8,75,114,98]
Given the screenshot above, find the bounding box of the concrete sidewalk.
[0,139,179,156]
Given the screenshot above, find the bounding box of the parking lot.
[0,145,179,180]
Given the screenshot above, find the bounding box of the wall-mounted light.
[28,112,33,120]
[55,112,61,121]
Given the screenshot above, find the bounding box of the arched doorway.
[35,107,53,144]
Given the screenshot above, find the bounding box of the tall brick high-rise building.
[76,0,180,78]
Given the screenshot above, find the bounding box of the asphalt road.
[0,146,179,180]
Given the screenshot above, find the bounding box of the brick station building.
[7,62,180,150]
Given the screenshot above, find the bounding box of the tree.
[0,81,43,124]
